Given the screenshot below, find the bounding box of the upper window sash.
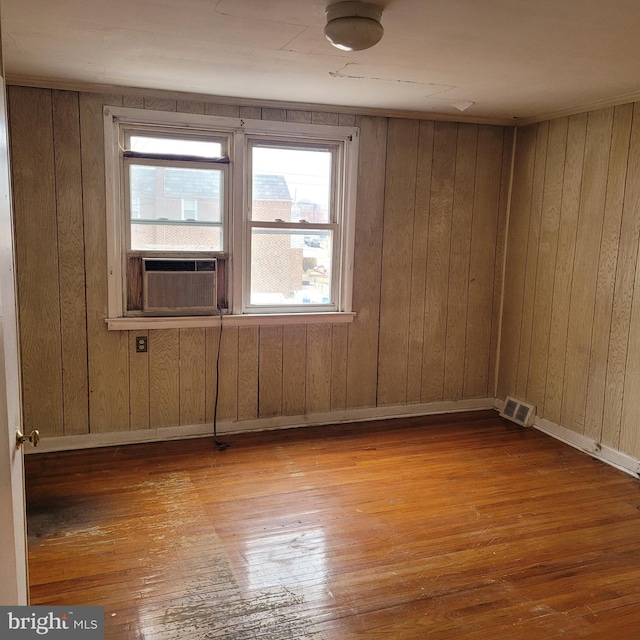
[122,128,230,160]
[247,139,340,225]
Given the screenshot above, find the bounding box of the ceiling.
[3,0,640,124]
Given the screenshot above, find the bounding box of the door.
[0,19,29,605]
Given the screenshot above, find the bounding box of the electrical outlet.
[135,336,148,353]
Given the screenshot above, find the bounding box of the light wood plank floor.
[25,411,640,639]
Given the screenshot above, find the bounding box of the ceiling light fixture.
[324,1,384,52]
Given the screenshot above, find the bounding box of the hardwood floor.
[25,411,640,639]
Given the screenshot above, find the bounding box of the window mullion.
[232,129,245,316]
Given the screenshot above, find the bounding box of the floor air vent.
[499,396,535,427]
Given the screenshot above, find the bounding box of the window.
[247,141,338,311]
[181,198,198,221]
[104,107,358,323]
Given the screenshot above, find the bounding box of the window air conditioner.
[142,258,217,314]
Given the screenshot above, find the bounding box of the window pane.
[129,164,223,251]
[250,229,332,305]
[129,135,223,158]
[251,146,332,223]
[131,222,222,252]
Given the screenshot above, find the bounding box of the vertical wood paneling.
[378,118,419,405]
[584,105,632,442]
[237,327,259,420]
[79,92,130,433]
[488,129,514,396]
[620,243,640,457]
[346,116,387,409]
[515,122,548,398]
[444,124,478,400]
[312,112,339,126]
[218,327,238,421]
[406,121,433,403]
[497,125,537,399]
[602,103,640,449]
[615,114,640,452]
[149,329,179,427]
[500,103,640,459]
[286,110,312,124]
[122,95,145,108]
[128,331,149,429]
[306,324,332,414]
[9,86,64,437]
[205,327,219,424]
[11,87,511,442]
[177,100,205,114]
[261,108,286,122]
[331,324,348,411]
[144,97,176,111]
[179,328,206,425]
[259,326,283,418]
[20,84,640,461]
[282,325,306,416]
[560,109,613,433]
[239,106,261,120]
[464,126,504,398]
[543,113,587,423]
[422,122,457,402]
[526,118,568,411]
[52,90,89,435]
[204,326,239,425]
[205,103,240,117]
[338,113,357,127]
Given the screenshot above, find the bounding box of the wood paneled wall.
[8,86,509,438]
[498,103,640,458]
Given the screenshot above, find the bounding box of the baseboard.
[494,398,640,478]
[27,397,495,454]
[33,397,640,477]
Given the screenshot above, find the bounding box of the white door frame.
[0,15,29,604]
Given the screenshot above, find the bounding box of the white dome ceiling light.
[324,1,384,52]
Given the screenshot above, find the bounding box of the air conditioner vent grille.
[143,258,217,314]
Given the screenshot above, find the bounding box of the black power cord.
[212,306,229,451]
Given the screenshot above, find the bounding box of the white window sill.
[106,312,355,330]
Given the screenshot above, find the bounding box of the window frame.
[104,106,359,323]
[245,137,342,314]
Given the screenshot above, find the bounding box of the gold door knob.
[16,429,40,449]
